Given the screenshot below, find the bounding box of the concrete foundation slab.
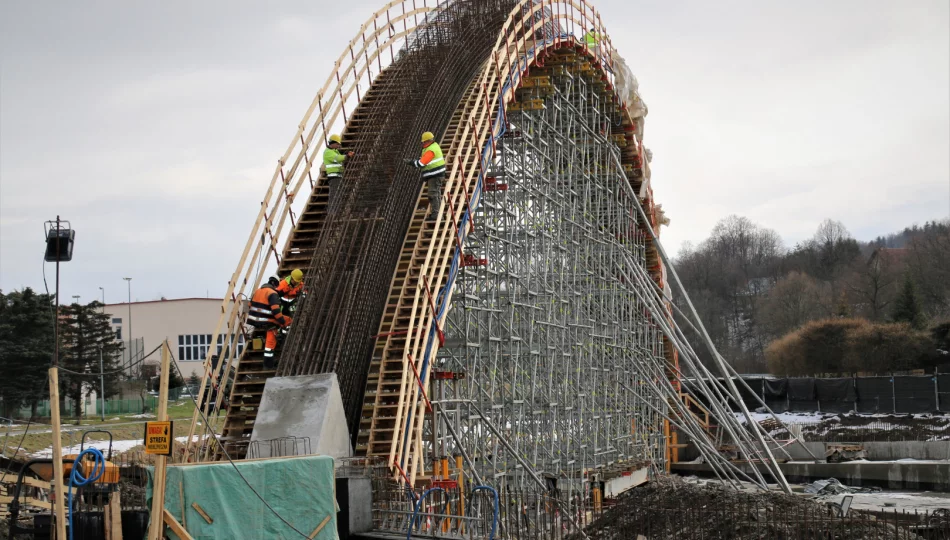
[250,373,353,458]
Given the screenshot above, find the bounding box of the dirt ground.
[578,476,949,539]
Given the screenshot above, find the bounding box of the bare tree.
[848,247,904,320]
[759,271,823,338]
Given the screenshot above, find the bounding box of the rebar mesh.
[277,0,522,442]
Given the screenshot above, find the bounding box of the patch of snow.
[32,434,212,458]
[32,438,146,458]
[128,413,155,419]
[734,412,825,424]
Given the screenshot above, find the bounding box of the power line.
[57,344,162,377]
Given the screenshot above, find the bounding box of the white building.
[102,298,245,378]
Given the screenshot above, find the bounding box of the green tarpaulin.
[146,455,338,540]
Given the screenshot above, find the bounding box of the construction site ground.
[1,399,199,457]
[579,476,950,539]
[687,477,950,513]
[736,412,950,441]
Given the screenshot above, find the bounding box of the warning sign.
[144,421,173,455]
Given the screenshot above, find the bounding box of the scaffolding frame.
[399,54,667,531]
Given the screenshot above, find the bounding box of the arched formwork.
[183,2,676,508]
[182,0,446,462]
[359,2,671,489]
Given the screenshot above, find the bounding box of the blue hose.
[68,447,105,540]
[469,486,500,540]
[406,487,447,539]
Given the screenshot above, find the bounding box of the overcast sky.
[1,1,948,303]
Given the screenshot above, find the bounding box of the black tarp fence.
[854,377,892,413]
[787,378,818,411]
[939,374,950,413]
[815,378,857,413]
[894,376,938,413]
[763,379,787,412]
[686,374,947,413]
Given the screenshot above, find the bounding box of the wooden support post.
[191,502,213,524]
[307,515,331,539]
[148,341,172,540]
[163,509,194,540]
[49,367,68,540]
[104,491,123,540]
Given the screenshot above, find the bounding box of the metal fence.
[14,396,160,418]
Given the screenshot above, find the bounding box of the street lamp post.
[44,216,75,540]
[124,277,132,377]
[99,287,105,305]
[99,348,105,422]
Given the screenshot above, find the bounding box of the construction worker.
[404,131,446,222]
[276,268,305,314]
[583,27,603,55]
[324,134,354,202]
[247,276,292,369]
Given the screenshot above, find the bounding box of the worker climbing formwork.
[247,276,293,369]
[324,134,354,204]
[405,131,446,222]
[276,268,305,315]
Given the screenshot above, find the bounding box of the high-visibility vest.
[420,142,445,178]
[584,31,601,46]
[324,147,347,177]
[247,285,286,327]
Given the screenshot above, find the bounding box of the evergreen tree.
[152,367,186,391]
[892,276,925,330]
[59,301,124,420]
[0,289,55,418]
[188,373,200,390]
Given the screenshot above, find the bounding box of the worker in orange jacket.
[247,277,292,369]
[276,268,305,314]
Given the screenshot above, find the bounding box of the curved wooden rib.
[184,0,438,462]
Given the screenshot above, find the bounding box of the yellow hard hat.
[291,269,304,283]
[329,134,342,144]
[421,131,434,143]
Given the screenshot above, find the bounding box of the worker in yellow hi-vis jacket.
[404,131,446,223]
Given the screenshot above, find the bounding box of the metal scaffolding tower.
[435,64,667,484]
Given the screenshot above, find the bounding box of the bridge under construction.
[180,0,794,537]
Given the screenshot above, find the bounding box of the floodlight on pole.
[43,216,74,540]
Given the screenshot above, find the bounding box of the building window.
[216,334,245,357]
[178,334,211,362]
[178,334,245,361]
[112,318,122,324]
[115,327,122,341]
